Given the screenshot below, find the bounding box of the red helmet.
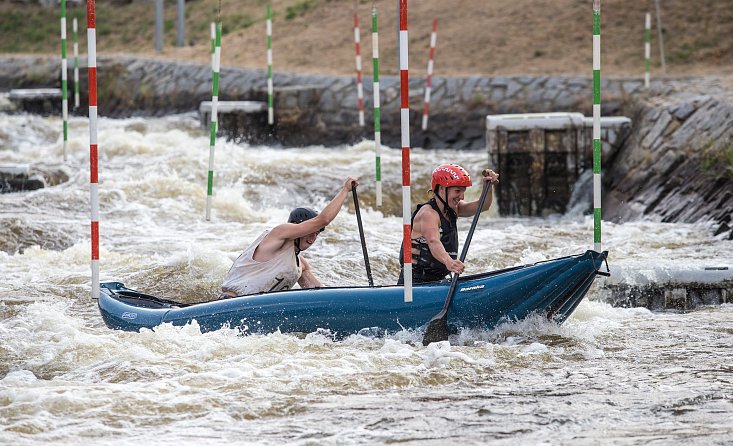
[431,164,472,191]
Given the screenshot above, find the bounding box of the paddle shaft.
[438,179,492,312]
[423,177,492,345]
[352,186,374,287]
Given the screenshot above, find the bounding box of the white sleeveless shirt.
[220,231,303,297]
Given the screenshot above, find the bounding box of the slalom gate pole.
[267,2,274,125]
[206,22,222,221]
[593,0,602,252]
[399,0,412,303]
[354,13,365,126]
[60,0,68,161]
[87,0,99,299]
[371,6,382,207]
[644,12,651,89]
[73,16,79,109]
[421,18,436,131]
[211,22,215,72]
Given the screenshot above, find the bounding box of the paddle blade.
[422,312,449,345]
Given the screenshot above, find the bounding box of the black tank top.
[398,198,458,283]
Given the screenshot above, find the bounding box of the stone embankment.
[1,55,731,241]
[0,54,640,149]
[604,77,733,239]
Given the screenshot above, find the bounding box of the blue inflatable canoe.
[98,250,608,336]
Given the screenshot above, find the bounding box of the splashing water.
[1,113,732,445]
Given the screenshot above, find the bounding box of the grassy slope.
[1,0,732,77]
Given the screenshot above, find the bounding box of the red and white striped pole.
[399,0,411,303]
[60,0,68,161]
[353,13,365,126]
[72,16,80,109]
[87,0,99,300]
[421,18,436,131]
[266,3,274,125]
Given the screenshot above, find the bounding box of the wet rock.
[0,164,70,193]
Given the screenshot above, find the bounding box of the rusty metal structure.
[486,112,630,216]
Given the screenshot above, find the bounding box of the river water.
[1,113,732,445]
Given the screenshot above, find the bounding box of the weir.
[600,267,732,311]
[7,88,62,115]
[248,84,328,147]
[199,100,268,144]
[198,86,333,146]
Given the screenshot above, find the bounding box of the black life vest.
[398,198,458,283]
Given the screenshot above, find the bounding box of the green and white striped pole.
[60,0,68,161]
[644,12,651,89]
[266,1,274,125]
[211,22,215,71]
[73,16,79,109]
[592,0,602,252]
[205,22,222,221]
[371,7,382,207]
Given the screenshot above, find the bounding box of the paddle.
[352,183,374,287]
[422,174,493,346]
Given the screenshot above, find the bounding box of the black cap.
[288,207,319,224]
